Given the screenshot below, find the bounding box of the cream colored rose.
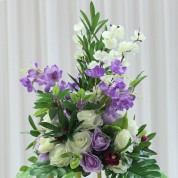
[66,131,91,152]
[114,129,133,152]
[49,144,70,167]
[77,110,103,130]
[38,137,55,153]
[108,160,130,174]
[127,118,138,136]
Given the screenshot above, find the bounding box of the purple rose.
[92,128,110,151]
[110,60,127,75]
[85,65,105,78]
[80,152,103,173]
[38,153,49,162]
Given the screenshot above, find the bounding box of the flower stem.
[97,172,102,178]
[77,172,82,178]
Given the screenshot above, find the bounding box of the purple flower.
[44,65,62,86]
[116,94,136,111]
[38,153,49,162]
[20,77,34,92]
[80,152,103,173]
[92,128,110,151]
[58,80,69,91]
[110,60,127,75]
[102,106,121,124]
[85,65,105,78]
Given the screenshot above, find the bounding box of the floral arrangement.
[17,2,167,178]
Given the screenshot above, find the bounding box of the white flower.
[127,118,138,136]
[66,131,91,152]
[118,41,133,54]
[77,110,103,130]
[108,160,131,174]
[103,38,117,49]
[74,22,84,32]
[131,30,146,41]
[114,129,133,152]
[38,137,55,153]
[109,50,120,59]
[102,31,111,39]
[72,33,82,44]
[130,43,139,54]
[49,144,70,167]
[87,61,99,69]
[74,50,84,60]
[93,50,109,61]
[110,25,125,40]
[100,75,119,84]
[41,114,52,131]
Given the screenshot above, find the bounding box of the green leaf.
[57,89,70,100]
[130,73,147,90]
[28,156,37,163]
[147,132,156,140]
[70,93,79,103]
[91,12,100,32]
[40,122,59,131]
[28,115,37,130]
[77,88,85,98]
[20,166,28,172]
[48,109,57,120]
[161,172,168,178]
[90,1,95,21]
[70,157,80,169]
[80,10,91,30]
[94,19,108,34]
[34,108,48,117]
[62,101,76,111]
[16,171,32,178]
[83,94,95,101]
[25,140,36,150]
[111,112,128,129]
[52,85,60,95]
[65,172,77,178]
[30,130,40,137]
[137,124,147,136]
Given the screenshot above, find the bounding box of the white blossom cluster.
[72,22,146,71]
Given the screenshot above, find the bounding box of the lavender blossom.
[85,65,105,78]
[38,153,49,162]
[20,77,34,92]
[110,60,127,75]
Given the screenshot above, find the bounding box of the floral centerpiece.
[16,2,167,178]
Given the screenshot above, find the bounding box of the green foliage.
[129,71,147,91]
[111,112,128,130]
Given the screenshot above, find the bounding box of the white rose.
[127,118,138,136]
[74,22,84,32]
[77,110,103,130]
[49,144,70,167]
[87,61,99,69]
[38,137,55,153]
[66,131,91,152]
[108,160,130,174]
[114,129,133,152]
[103,38,117,49]
[110,25,125,40]
[131,30,146,41]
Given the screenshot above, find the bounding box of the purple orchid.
[110,60,127,75]
[80,152,103,173]
[44,65,62,87]
[92,128,110,151]
[20,77,34,92]
[102,106,121,124]
[85,65,105,78]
